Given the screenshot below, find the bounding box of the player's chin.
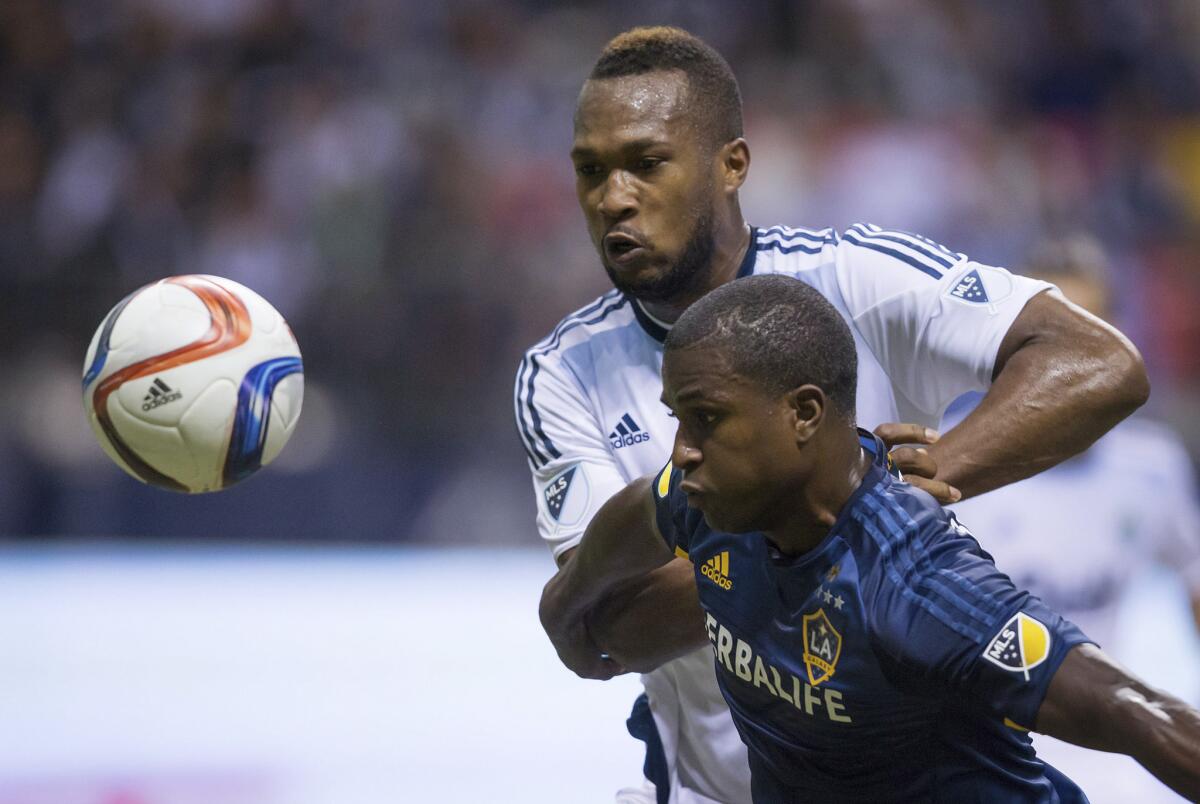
[700,504,749,535]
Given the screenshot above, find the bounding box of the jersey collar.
[629,226,759,343]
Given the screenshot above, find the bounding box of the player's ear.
[719,138,749,194]
[787,385,825,445]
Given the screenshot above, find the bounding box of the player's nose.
[672,433,701,471]
[597,170,638,221]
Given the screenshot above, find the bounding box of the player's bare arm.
[1036,643,1200,801]
[930,288,1149,499]
[585,558,705,673]
[539,476,673,680]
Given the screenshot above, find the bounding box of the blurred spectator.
[2,0,1200,541]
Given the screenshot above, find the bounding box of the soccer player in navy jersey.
[541,275,1200,803]
[521,26,1150,803]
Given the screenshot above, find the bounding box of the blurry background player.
[948,233,1200,803]
[519,27,1149,804]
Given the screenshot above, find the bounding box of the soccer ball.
[82,274,304,493]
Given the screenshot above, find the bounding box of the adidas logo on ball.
[142,377,183,411]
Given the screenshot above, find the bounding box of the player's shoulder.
[519,289,630,360]
[837,222,966,279]
[850,475,1012,629]
[754,224,840,260]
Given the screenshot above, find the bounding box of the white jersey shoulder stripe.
[758,226,838,256]
[514,291,629,467]
[842,223,962,280]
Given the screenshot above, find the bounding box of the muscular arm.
[1036,643,1200,800]
[587,558,707,673]
[930,290,1149,499]
[539,476,675,679]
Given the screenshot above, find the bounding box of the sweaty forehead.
[662,345,738,402]
[574,70,694,149]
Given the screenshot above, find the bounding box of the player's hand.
[547,615,628,681]
[873,423,962,504]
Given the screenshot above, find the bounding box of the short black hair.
[590,26,743,148]
[665,275,858,419]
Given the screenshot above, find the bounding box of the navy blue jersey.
[653,431,1093,803]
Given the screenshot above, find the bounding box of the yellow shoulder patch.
[674,545,690,561]
[656,460,673,498]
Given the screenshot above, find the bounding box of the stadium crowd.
[1,0,1199,541]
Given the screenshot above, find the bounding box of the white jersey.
[949,418,1200,804]
[516,223,1051,803]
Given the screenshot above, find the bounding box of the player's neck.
[640,218,751,324]
[764,426,871,557]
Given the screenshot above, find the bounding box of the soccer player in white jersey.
[948,234,1200,803]
[516,27,1149,804]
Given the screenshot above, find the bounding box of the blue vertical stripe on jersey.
[853,491,991,643]
[864,494,998,634]
[874,492,1008,623]
[517,294,630,468]
[513,291,619,465]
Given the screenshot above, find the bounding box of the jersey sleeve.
[650,460,694,559]
[514,349,630,561]
[835,224,1054,420]
[865,507,1092,731]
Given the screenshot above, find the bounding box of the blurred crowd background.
[3,0,1200,543]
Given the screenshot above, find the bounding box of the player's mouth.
[603,232,647,265]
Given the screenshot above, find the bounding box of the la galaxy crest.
[802,608,842,686]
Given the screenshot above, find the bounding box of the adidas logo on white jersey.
[610,413,651,449]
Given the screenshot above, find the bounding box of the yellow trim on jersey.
[656,460,673,498]
[1003,717,1030,732]
[674,545,690,561]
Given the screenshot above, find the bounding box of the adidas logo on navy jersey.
[701,551,733,590]
[142,377,182,411]
[609,413,651,449]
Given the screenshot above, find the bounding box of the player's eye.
[636,157,663,172]
[575,164,602,178]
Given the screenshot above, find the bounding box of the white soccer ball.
[82,274,304,493]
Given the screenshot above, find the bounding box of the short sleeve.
[866,510,1092,730]
[514,351,630,561]
[836,224,1054,419]
[652,460,693,559]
